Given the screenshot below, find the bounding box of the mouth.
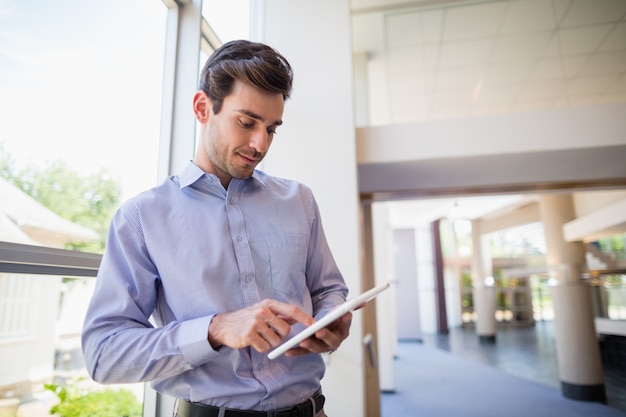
[238,152,261,165]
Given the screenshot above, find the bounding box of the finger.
[326,312,352,338]
[262,315,291,340]
[250,319,287,352]
[353,302,366,311]
[247,329,272,352]
[264,300,315,327]
[276,314,298,325]
[259,326,283,352]
[285,346,314,357]
[299,336,332,353]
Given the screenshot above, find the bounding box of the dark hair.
[198,40,293,114]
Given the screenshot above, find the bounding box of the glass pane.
[202,0,250,42]
[0,0,166,253]
[0,1,168,415]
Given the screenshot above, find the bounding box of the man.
[82,40,351,417]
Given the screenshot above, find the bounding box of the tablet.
[267,282,391,360]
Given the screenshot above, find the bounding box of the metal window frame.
[0,241,101,277]
[151,0,216,415]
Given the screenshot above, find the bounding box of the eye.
[267,127,278,135]
[239,118,255,129]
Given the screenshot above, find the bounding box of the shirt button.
[257,363,264,371]
[236,235,242,242]
[245,276,252,283]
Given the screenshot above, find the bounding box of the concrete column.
[259,1,365,415]
[432,220,448,333]
[540,194,606,403]
[416,224,437,334]
[471,220,497,342]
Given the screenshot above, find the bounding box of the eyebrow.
[236,108,283,126]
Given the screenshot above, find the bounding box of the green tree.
[0,143,120,253]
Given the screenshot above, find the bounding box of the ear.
[193,91,211,123]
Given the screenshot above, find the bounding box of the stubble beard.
[208,142,257,181]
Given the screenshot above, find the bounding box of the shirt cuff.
[177,314,219,366]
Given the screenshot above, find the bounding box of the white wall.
[357,102,626,164]
[415,225,438,334]
[372,203,396,392]
[393,229,421,340]
[258,2,365,416]
[573,190,626,217]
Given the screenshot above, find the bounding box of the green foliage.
[598,233,626,259]
[0,143,120,253]
[44,382,142,417]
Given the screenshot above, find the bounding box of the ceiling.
[349,0,626,234]
[351,0,626,123]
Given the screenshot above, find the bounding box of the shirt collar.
[177,161,266,189]
[178,161,207,189]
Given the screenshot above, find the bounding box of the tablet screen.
[267,282,390,359]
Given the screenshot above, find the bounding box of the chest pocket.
[266,234,308,298]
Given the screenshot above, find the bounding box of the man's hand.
[285,311,352,357]
[208,299,315,353]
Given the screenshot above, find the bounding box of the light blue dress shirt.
[82,162,348,411]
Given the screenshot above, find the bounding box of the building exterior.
[0,177,98,401]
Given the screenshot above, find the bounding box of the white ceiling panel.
[418,44,441,71]
[351,0,626,124]
[600,91,626,104]
[386,13,422,47]
[517,80,566,101]
[567,74,621,96]
[435,67,483,90]
[439,38,493,68]
[579,50,626,76]
[351,13,385,53]
[490,32,553,63]
[561,54,589,77]
[433,88,475,106]
[541,35,561,57]
[558,25,614,55]
[500,0,558,34]
[443,2,507,40]
[529,58,563,81]
[553,0,574,22]
[389,72,427,95]
[476,84,519,103]
[612,74,626,91]
[560,0,626,27]
[420,9,444,44]
[387,47,424,73]
[484,63,530,85]
[600,22,626,51]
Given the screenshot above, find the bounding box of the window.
[0,1,167,415]
[202,0,250,43]
[0,1,254,415]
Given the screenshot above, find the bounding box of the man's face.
[194,80,285,188]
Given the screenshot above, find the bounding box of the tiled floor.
[419,321,626,413]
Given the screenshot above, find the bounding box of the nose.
[249,130,271,154]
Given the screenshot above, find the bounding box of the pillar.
[540,194,606,403]
[259,1,365,415]
[471,219,497,343]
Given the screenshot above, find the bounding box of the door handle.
[363,333,377,369]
